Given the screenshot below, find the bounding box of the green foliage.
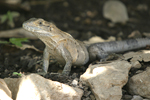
[9,38,29,47]
[0,38,29,47]
[0,11,20,28]
[13,72,22,76]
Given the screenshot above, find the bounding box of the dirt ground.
[0,0,150,99]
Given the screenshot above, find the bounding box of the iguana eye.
[39,22,42,25]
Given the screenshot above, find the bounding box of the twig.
[0,28,37,39]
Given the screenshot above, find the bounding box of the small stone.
[71,78,78,86]
[85,36,116,44]
[128,67,150,98]
[131,95,143,100]
[103,0,129,23]
[128,30,142,38]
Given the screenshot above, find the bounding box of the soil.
[0,0,150,99]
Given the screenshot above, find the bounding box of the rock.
[80,60,131,100]
[123,50,150,68]
[131,95,143,100]
[0,79,12,100]
[4,74,83,100]
[123,52,138,60]
[84,36,116,45]
[128,67,150,98]
[141,53,150,62]
[130,61,141,69]
[128,30,142,38]
[103,0,129,23]
[4,77,21,100]
[71,78,78,86]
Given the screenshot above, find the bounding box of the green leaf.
[13,72,22,76]
[7,11,13,22]
[0,40,9,44]
[9,38,29,47]
[7,11,14,28]
[0,11,20,27]
[1,15,8,24]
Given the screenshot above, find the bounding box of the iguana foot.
[62,70,70,76]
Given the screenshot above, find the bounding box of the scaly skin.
[23,18,89,75]
[23,18,150,75]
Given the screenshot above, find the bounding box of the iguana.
[23,18,150,75]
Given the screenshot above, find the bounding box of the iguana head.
[23,18,61,37]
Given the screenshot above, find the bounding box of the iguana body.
[23,18,150,75]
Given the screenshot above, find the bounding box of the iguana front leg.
[43,45,73,75]
[57,44,73,75]
[43,46,50,73]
